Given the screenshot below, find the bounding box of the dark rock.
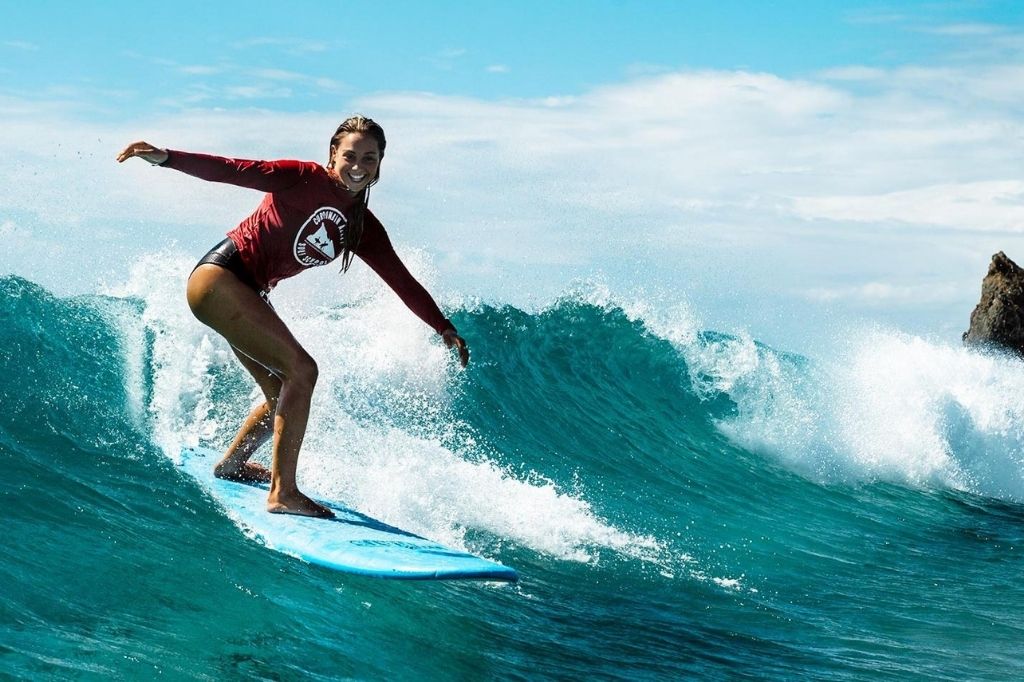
[963,251,1024,356]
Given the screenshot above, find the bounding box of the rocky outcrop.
[963,251,1024,356]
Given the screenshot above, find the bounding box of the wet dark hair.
[327,115,387,272]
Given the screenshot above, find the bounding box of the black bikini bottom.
[193,238,264,295]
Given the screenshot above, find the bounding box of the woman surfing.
[117,116,468,518]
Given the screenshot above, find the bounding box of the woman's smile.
[331,131,380,193]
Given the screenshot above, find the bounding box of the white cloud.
[923,23,1004,37]
[121,50,347,101]
[225,84,293,99]
[147,56,348,96]
[119,50,176,67]
[843,9,907,25]
[818,66,886,81]
[251,68,306,81]
[2,61,1024,342]
[792,181,1024,231]
[230,37,330,53]
[358,65,1024,229]
[424,48,468,71]
[313,77,344,91]
[804,281,965,305]
[486,64,510,74]
[4,65,1022,240]
[3,40,39,51]
[179,65,224,76]
[248,68,346,92]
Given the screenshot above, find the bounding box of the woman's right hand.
[116,141,169,165]
[442,329,470,367]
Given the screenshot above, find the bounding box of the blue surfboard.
[179,447,518,581]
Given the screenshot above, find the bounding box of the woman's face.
[330,132,381,193]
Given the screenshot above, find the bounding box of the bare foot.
[214,460,272,484]
[267,491,335,518]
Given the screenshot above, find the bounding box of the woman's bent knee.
[286,353,318,390]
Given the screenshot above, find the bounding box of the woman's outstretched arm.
[358,213,470,367]
[116,141,315,193]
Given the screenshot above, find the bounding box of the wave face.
[3,263,1024,680]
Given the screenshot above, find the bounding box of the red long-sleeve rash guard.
[163,150,454,335]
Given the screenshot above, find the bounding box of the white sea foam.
[104,251,236,459]
[105,249,662,563]
[828,331,1024,498]
[628,299,1024,501]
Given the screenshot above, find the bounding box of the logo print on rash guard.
[294,206,346,267]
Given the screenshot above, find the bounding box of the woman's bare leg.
[215,399,275,483]
[214,349,281,483]
[187,264,332,518]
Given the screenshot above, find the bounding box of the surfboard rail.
[179,447,518,582]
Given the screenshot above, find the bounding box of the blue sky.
[2,1,1024,352]
[5,1,1022,112]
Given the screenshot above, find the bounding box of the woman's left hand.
[116,141,169,165]
[442,329,470,367]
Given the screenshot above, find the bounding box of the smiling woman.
[115,115,469,518]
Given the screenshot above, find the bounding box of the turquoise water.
[3,267,1024,680]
